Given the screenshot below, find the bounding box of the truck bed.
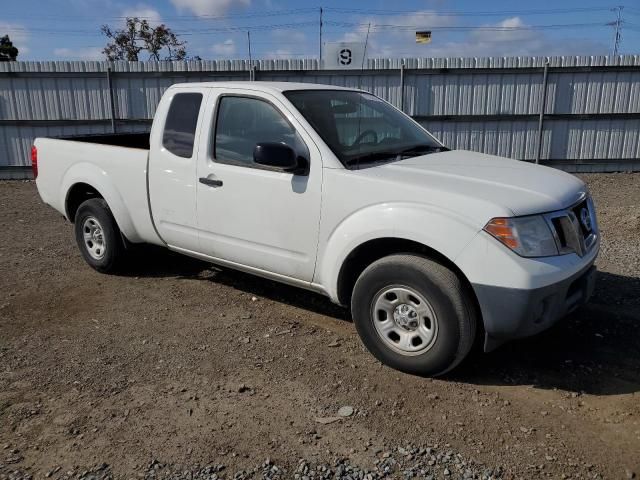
[34,135,161,245]
[57,132,150,150]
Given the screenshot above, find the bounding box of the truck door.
[195,89,322,282]
[148,87,208,251]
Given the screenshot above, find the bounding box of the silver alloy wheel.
[371,286,438,356]
[82,216,106,260]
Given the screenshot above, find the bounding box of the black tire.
[351,254,477,376]
[74,198,125,273]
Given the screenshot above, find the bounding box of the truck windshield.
[284,89,446,169]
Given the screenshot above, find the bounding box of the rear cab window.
[162,92,203,158]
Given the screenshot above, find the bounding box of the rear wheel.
[74,198,125,273]
[351,254,477,376]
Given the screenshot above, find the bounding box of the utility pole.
[535,59,550,164]
[247,31,253,80]
[361,23,371,70]
[319,7,323,68]
[611,5,623,56]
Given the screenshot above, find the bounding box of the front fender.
[60,162,143,243]
[316,202,481,303]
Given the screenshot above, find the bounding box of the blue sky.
[2,0,640,61]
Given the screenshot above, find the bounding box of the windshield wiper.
[344,144,448,168]
[343,151,400,166]
[398,144,447,156]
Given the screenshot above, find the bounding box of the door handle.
[199,177,223,187]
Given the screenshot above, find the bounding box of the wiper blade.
[398,144,446,156]
[344,145,448,167]
[344,151,400,166]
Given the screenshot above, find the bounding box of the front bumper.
[475,263,597,351]
[455,226,599,352]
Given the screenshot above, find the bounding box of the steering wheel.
[352,129,378,146]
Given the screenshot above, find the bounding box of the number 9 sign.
[324,42,365,69]
[339,48,353,66]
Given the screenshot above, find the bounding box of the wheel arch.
[65,182,104,222]
[60,163,143,242]
[317,202,481,305]
[336,237,478,310]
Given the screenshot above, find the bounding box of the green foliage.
[0,35,19,61]
[101,18,188,61]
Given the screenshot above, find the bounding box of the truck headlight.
[484,216,559,257]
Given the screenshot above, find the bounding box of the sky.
[2,0,640,61]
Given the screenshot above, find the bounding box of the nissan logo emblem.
[580,207,592,232]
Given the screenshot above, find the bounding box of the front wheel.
[74,198,125,273]
[351,254,477,376]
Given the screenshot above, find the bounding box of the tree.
[101,17,187,61]
[143,24,186,61]
[0,35,19,61]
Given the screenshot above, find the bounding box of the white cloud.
[170,0,250,17]
[0,22,30,57]
[270,48,293,57]
[211,39,236,56]
[122,5,163,25]
[423,17,608,57]
[53,47,104,60]
[271,28,306,44]
[258,29,308,58]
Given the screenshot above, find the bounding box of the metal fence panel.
[419,119,541,160]
[1,56,640,172]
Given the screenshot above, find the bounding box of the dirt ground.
[0,174,639,479]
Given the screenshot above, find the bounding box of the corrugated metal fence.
[2,55,640,178]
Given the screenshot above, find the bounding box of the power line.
[322,6,614,17]
[4,20,610,38]
[14,5,623,24]
[324,20,608,32]
[177,22,319,35]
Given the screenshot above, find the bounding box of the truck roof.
[168,81,360,93]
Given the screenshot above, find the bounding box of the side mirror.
[253,142,308,175]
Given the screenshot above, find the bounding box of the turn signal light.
[484,215,560,257]
[484,218,519,250]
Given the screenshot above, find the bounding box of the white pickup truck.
[34,81,599,376]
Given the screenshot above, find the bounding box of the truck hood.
[364,150,587,217]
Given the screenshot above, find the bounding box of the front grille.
[544,195,597,257]
[571,199,594,239]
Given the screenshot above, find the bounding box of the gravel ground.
[0,174,639,480]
